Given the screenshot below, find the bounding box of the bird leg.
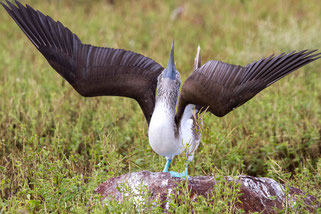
[163,158,172,172]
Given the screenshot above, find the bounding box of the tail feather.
[194,45,201,70]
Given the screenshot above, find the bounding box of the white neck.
[154,99,176,119]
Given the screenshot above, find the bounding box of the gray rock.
[95,171,319,213]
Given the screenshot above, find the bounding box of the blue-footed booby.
[2,1,321,178]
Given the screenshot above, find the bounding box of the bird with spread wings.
[1,0,320,178]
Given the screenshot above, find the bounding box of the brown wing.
[1,1,164,125]
[176,50,321,121]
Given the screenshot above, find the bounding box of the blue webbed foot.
[162,158,190,179]
[169,170,190,179]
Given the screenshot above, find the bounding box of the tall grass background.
[0,0,320,212]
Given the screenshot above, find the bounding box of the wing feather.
[1,1,164,125]
[176,50,321,121]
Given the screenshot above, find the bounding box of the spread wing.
[1,0,164,125]
[176,50,321,121]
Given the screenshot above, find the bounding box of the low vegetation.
[0,0,320,212]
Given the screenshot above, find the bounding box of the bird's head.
[156,41,181,104]
[158,40,181,86]
[162,41,180,81]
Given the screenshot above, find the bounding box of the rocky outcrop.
[95,171,319,213]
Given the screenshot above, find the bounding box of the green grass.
[0,0,321,213]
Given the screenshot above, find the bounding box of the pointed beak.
[163,41,176,80]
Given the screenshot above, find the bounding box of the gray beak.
[163,41,176,80]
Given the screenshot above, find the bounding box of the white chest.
[148,104,180,158]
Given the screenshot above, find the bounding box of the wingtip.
[309,52,321,60]
[5,0,17,10]
[15,0,24,8]
[300,49,321,60]
[1,1,13,14]
[5,0,13,6]
[0,1,7,8]
[308,49,319,55]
